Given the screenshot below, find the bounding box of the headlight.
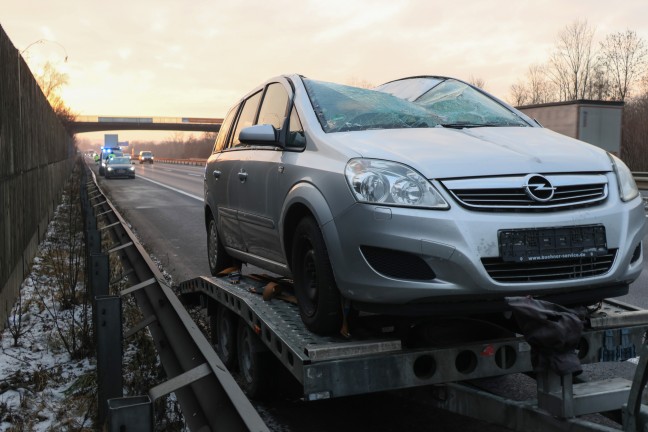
[609,153,638,202]
[345,159,449,209]
[129,166,135,171]
[107,167,113,171]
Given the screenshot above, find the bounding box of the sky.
[3,0,648,145]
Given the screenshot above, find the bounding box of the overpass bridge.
[70,115,222,134]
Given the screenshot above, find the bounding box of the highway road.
[92,158,648,431]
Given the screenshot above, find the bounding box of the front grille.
[361,246,435,280]
[481,249,617,283]
[442,174,608,211]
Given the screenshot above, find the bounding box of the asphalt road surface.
[91,158,648,431]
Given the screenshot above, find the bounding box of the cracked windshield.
[303,78,441,133]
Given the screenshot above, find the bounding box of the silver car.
[204,74,646,334]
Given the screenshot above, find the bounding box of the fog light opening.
[456,350,478,374]
[578,337,590,360]
[494,345,516,369]
[631,242,642,263]
[413,355,436,379]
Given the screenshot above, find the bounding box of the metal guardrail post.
[106,396,153,432]
[89,253,109,299]
[96,295,123,427]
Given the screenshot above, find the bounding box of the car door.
[205,102,246,251]
[236,82,291,264]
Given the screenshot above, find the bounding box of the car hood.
[330,126,612,178]
[107,163,133,169]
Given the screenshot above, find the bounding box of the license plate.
[498,225,607,262]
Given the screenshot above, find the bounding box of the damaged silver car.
[204,74,646,335]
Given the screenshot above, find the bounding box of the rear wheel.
[237,321,273,399]
[210,304,238,370]
[207,216,236,276]
[291,217,342,335]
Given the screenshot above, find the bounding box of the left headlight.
[609,153,638,202]
[107,167,113,171]
[345,158,449,209]
[129,166,135,171]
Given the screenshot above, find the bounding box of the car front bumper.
[323,190,646,311]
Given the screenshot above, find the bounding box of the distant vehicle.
[105,156,135,179]
[138,151,154,164]
[204,73,646,335]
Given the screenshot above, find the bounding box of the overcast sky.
[3,0,648,144]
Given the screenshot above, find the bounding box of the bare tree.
[547,20,599,100]
[467,75,486,90]
[34,61,77,128]
[508,64,554,106]
[347,77,375,89]
[34,61,68,99]
[599,30,648,101]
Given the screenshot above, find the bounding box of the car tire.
[237,320,273,399]
[210,304,238,370]
[207,216,237,276]
[291,216,342,335]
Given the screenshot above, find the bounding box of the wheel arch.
[281,181,336,273]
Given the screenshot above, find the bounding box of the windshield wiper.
[440,122,526,129]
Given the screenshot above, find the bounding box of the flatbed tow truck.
[179,273,648,432]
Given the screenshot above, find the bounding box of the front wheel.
[291,217,342,335]
[207,216,237,276]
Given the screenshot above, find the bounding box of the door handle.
[212,170,221,179]
[238,170,248,182]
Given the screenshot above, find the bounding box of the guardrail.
[80,160,269,431]
[153,158,207,166]
[147,164,648,187]
[633,172,648,190]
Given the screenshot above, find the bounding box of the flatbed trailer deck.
[179,274,648,431]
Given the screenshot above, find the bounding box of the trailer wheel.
[207,217,236,276]
[291,217,342,335]
[237,321,272,399]
[210,304,238,370]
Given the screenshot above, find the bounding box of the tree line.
[128,132,216,160]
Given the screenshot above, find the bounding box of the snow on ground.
[1,208,95,430]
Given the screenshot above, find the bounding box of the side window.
[213,105,239,153]
[257,83,289,129]
[230,91,263,147]
[286,106,306,148]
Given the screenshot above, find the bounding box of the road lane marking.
[138,176,202,201]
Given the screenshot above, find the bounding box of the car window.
[302,78,441,133]
[257,83,289,130]
[214,104,239,153]
[286,106,306,148]
[415,79,528,127]
[230,91,263,148]
[110,157,130,164]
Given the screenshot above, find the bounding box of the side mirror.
[239,124,279,146]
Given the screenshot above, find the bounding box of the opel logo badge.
[523,174,556,202]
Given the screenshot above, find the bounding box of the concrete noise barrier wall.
[0,24,75,327]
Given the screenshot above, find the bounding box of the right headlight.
[345,158,449,209]
[608,153,639,202]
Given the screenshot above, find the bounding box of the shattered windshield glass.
[415,79,528,128]
[302,78,441,133]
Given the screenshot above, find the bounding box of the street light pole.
[20,38,68,62]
